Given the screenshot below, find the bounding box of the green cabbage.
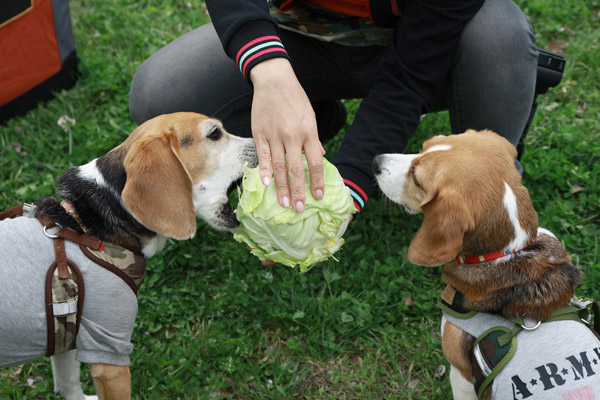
[233,156,356,272]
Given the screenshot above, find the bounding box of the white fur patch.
[375,144,452,211]
[441,314,448,336]
[192,134,256,229]
[373,154,419,204]
[422,144,452,155]
[51,350,94,400]
[503,182,530,250]
[538,227,557,239]
[450,365,478,400]
[77,159,104,185]
[78,158,122,201]
[141,235,168,258]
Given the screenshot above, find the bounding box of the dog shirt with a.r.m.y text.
[444,311,600,399]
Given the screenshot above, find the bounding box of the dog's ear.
[408,182,473,266]
[122,130,196,240]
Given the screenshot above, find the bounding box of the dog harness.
[0,203,146,357]
[438,285,600,399]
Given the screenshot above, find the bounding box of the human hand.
[249,58,325,213]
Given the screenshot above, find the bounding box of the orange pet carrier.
[0,0,79,123]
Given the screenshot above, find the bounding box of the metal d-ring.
[43,224,62,239]
[520,315,541,330]
[570,298,593,325]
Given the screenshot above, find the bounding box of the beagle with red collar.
[0,112,256,400]
[372,130,600,400]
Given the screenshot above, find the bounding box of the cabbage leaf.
[233,156,356,272]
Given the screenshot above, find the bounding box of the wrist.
[250,58,295,88]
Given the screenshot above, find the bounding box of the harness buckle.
[570,298,593,325]
[22,203,37,218]
[570,298,593,309]
[52,297,78,316]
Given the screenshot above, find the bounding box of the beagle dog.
[372,130,600,400]
[0,112,257,400]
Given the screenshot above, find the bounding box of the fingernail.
[315,189,323,200]
[295,201,304,212]
[282,196,290,208]
[263,176,271,186]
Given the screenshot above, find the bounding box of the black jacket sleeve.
[332,0,485,202]
[206,0,484,212]
[205,0,291,81]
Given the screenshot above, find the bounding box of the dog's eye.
[410,166,423,190]
[207,126,222,141]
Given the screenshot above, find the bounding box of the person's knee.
[449,0,539,146]
[461,0,537,69]
[129,24,247,126]
[128,63,153,125]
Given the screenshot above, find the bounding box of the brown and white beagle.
[0,112,256,400]
[372,130,600,399]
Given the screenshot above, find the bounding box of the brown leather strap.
[0,204,24,221]
[36,214,103,277]
[0,206,103,252]
[55,229,103,251]
[45,262,57,356]
[35,214,104,251]
[53,237,70,279]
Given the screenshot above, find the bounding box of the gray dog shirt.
[444,311,600,399]
[0,216,138,367]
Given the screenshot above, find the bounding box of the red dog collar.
[455,236,538,265]
[61,199,89,233]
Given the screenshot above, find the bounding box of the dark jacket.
[205,0,484,211]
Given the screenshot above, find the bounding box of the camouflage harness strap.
[437,285,600,400]
[0,203,147,356]
[79,241,146,295]
[33,211,100,356]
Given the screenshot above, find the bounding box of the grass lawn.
[1,1,599,399]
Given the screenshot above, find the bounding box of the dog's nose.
[371,156,382,175]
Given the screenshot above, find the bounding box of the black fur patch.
[96,150,127,193]
[35,155,155,253]
[35,195,83,233]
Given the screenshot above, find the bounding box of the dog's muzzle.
[371,155,384,176]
